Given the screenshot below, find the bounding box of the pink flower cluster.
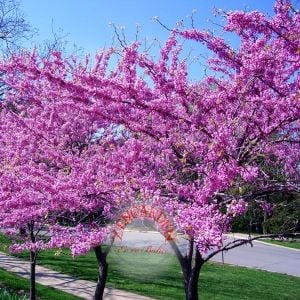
[260,201,273,216]
[50,225,110,256]
[0,0,298,257]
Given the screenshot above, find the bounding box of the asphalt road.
[114,230,300,277]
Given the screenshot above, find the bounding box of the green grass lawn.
[0,286,27,300]
[1,234,300,300]
[0,268,81,300]
[231,232,300,250]
[261,239,300,250]
[0,234,11,253]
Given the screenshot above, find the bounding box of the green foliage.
[16,247,300,300]
[264,194,300,233]
[232,193,300,234]
[0,268,80,300]
[0,287,27,300]
[0,234,299,299]
[262,239,300,250]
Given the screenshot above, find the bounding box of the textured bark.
[170,239,204,300]
[93,245,109,300]
[30,251,36,300]
[263,211,268,235]
[29,222,36,300]
[187,249,203,300]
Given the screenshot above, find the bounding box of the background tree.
[0,0,33,98]
[0,0,32,54]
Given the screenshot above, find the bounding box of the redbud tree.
[0,67,144,299]
[0,1,299,299]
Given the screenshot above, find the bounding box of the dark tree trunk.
[183,265,191,298]
[186,249,203,300]
[30,250,36,300]
[262,211,268,235]
[169,239,204,300]
[28,222,37,300]
[93,245,109,300]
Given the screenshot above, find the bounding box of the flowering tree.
[0,63,143,299]
[0,1,299,299]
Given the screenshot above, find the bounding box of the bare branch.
[204,232,299,262]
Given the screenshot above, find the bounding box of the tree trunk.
[93,245,109,300]
[186,249,203,300]
[30,250,36,300]
[182,264,191,299]
[169,239,204,300]
[28,222,37,300]
[262,211,267,235]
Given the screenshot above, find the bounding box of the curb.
[226,234,300,252]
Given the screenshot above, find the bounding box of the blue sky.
[20,0,276,55]
[18,1,277,81]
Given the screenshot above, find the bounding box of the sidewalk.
[0,251,153,300]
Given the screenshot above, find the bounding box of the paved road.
[0,251,153,300]
[114,230,300,277]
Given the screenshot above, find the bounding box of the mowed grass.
[0,286,27,300]
[0,268,81,300]
[14,248,300,300]
[262,239,300,250]
[1,234,300,300]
